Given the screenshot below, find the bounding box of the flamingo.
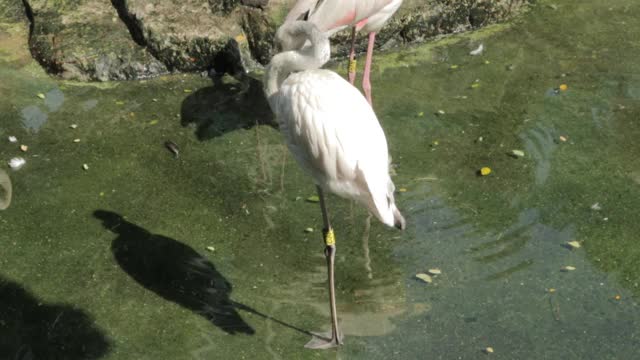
[264,20,405,348]
[285,0,404,105]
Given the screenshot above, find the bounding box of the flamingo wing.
[275,69,396,225]
[286,0,399,33]
[284,0,320,22]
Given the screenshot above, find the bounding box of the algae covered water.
[1,0,640,359]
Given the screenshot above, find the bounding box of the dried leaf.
[511,150,525,158]
[480,167,492,176]
[567,241,581,249]
[415,273,433,284]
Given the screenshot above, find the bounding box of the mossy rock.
[24,0,167,81]
[112,0,254,73]
[0,0,28,24]
[12,0,532,80]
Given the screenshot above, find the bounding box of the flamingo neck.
[264,21,330,105]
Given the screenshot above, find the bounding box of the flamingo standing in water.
[285,0,404,105]
[264,20,405,348]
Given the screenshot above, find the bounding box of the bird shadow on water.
[93,210,311,337]
[180,74,276,141]
[0,276,111,360]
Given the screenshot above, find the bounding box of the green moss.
[2,0,640,358]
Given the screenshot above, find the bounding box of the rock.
[112,0,257,75]
[0,0,31,68]
[9,0,531,81]
[23,0,168,81]
[241,0,269,9]
[326,0,532,57]
[0,0,27,24]
[242,7,275,65]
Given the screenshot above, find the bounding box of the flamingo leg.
[305,186,343,349]
[347,27,357,85]
[362,31,376,105]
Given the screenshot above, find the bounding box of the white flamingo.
[285,0,404,105]
[263,20,405,349]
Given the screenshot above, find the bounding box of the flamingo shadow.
[0,276,111,359]
[94,210,312,338]
[94,210,255,335]
[180,74,276,141]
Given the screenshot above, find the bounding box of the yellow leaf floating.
[511,150,525,158]
[450,65,459,69]
[561,266,576,272]
[306,195,320,203]
[183,89,193,93]
[304,227,314,233]
[480,167,492,176]
[428,268,442,275]
[567,240,581,249]
[37,93,45,99]
[399,188,407,192]
[559,84,568,91]
[149,120,159,125]
[471,83,481,89]
[418,111,424,117]
[115,101,125,105]
[415,273,432,284]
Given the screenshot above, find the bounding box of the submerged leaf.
[511,149,525,158]
[567,241,581,249]
[415,273,433,283]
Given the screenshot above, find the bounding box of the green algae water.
[2,0,640,359]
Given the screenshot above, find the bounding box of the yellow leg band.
[348,59,357,74]
[325,228,336,246]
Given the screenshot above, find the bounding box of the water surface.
[1,0,639,359]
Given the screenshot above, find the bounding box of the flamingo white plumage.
[264,20,405,349]
[285,0,404,105]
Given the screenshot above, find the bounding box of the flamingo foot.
[304,330,344,349]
